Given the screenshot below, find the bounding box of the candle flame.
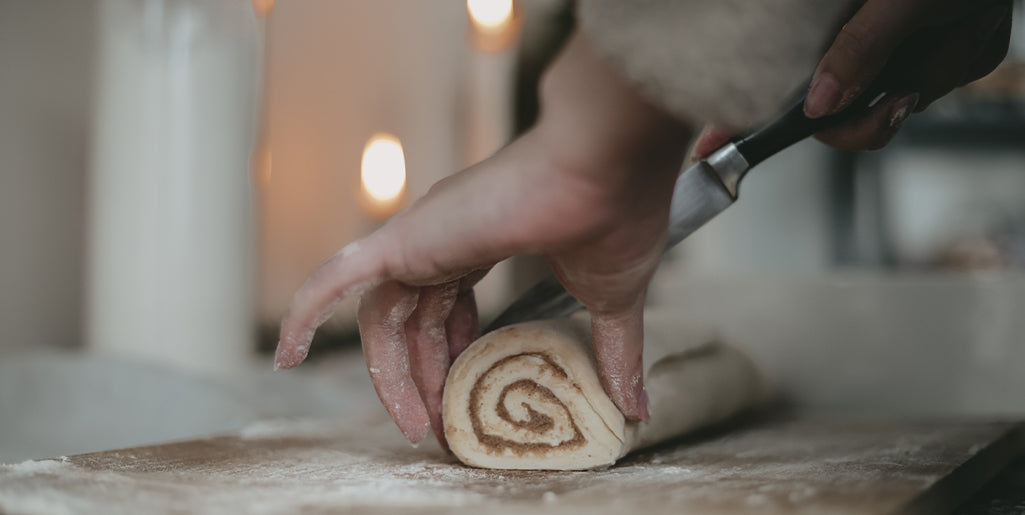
[360,133,406,205]
[467,0,513,30]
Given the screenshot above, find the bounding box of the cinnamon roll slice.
[442,313,766,470]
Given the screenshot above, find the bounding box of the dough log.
[442,313,766,470]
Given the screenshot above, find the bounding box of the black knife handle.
[735,86,888,168]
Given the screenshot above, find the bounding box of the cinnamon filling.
[468,352,585,455]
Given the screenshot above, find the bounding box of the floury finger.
[358,281,432,444]
[275,237,387,370]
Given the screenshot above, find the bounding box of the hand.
[694,0,1013,157]
[274,33,693,446]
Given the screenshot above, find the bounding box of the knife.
[484,87,888,332]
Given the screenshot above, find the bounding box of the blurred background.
[1,0,1024,463]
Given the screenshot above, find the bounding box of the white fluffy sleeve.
[577,0,852,129]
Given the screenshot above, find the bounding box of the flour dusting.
[238,419,344,440]
[0,417,1012,514]
[2,459,70,476]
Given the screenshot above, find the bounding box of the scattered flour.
[745,493,769,506]
[0,489,85,515]
[1,459,70,476]
[0,419,1007,514]
[238,419,342,441]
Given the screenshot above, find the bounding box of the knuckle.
[425,174,455,196]
[381,236,415,277]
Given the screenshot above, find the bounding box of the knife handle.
[735,86,888,168]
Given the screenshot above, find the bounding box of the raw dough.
[442,311,767,470]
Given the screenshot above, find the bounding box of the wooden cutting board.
[0,416,1021,515]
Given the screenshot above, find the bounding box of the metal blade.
[483,274,579,333]
[483,160,736,333]
[665,160,736,247]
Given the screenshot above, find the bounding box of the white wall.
[257,1,471,324]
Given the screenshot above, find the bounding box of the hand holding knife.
[485,87,889,332]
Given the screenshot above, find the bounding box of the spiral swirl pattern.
[443,316,765,470]
[443,320,630,470]
[468,353,586,455]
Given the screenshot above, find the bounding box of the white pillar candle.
[464,0,522,317]
[464,0,521,167]
[87,0,263,374]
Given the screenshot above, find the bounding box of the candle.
[464,0,522,316]
[467,0,519,53]
[464,0,521,167]
[252,0,274,17]
[87,0,262,374]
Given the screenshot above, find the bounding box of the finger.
[278,143,545,368]
[446,290,479,361]
[275,236,388,370]
[403,282,459,447]
[805,0,921,118]
[814,92,919,151]
[910,4,1011,111]
[590,296,649,422]
[357,281,431,444]
[379,146,547,283]
[446,269,490,360]
[964,11,1012,85]
[690,125,735,161]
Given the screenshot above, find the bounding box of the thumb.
[805,0,921,118]
[590,297,649,422]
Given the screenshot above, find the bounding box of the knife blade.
[484,87,888,333]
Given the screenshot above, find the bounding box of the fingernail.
[273,339,308,370]
[805,73,841,118]
[404,421,431,446]
[638,388,650,423]
[889,93,919,129]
